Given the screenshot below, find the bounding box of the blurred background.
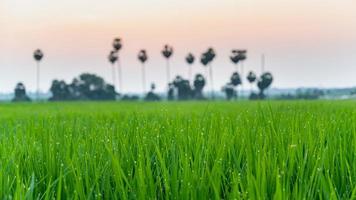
[1,0,356,98]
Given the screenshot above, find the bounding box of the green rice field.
[0,101,355,199]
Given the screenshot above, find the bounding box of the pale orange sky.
[1,0,356,93]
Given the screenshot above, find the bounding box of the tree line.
[12,37,274,102]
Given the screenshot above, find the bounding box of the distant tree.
[68,78,81,99]
[167,83,175,101]
[296,89,324,100]
[12,83,31,102]
[173,76,192,100]
[112,38,123,92]
[33,49,44,101]
[247,71,257,94]
[193,74,206,100]
[50,80,71,101]
[200,54,209,89]
[185,53,195,81]
[222,83,236,100]
[230,72,242,87]
[230,50,247,72]
[230,50,240,72]
[108,51,118,92]
[249,92,260,100]
[121,95,140,101]
[231,49,247,97]
[237,50,247,76]
[256,72,273,99]
[138,50,148,94]
[162,45,174,85]
[76,73,115,100]
[230,72,241,99]
[145,83,161,101]
[200,54,209,66]
[49,73,116,101]
[113,38,122,52]
[201,48,216,99]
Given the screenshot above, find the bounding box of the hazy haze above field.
[1,0,356,93]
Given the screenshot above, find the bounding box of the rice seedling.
[0,101,355,199]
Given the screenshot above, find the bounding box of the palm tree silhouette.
[231,49,247,98]
[112,38,123,93]
[200,53,209,78]
[237,50,247,84]
[185,53,195,82]
[230,50,240,72]
[138,50,148,94]
[108,51,118,91]
[113,38,122,51]
[257,72,273,99]
[247,71,257,94]
[201,48,216,99]
[33,49,44,101]
[230,72,242,99]
[162,45,173,84]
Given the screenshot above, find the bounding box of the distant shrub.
[12,83,31,102]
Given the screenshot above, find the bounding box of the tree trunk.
[112,64,116,91]
[142,63,146,95]
[189,65,192,83]
[209,64,214,100]
[166,59,170,85]
[240,62,244,99]
[36,62,40,101]
[117,59,123,93]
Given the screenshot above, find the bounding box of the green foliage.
[50,73,116,101]
[0,101,355,199]
[12,83,31,102]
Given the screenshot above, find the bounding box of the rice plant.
[0,101,355,199]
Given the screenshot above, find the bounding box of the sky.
[1,0,356,93]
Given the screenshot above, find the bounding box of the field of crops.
[0,101,355,199]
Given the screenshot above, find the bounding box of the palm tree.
[201,48,216,99]
[185,53,195,82]
[247,71,257,94]
[230,72,242,99]
[33,49,44,101]
[108,51,118,91]
[112,38,123,93]
[193,74,206,99]
[200,53,209,82]
[230,50,240,72]
[257,72,273,99]
[113,38,122,51]
[222,83,235,100]
[237,50,247,85]
[230,49,247,98]
[138,50,148,94]
[162,45,173,84]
